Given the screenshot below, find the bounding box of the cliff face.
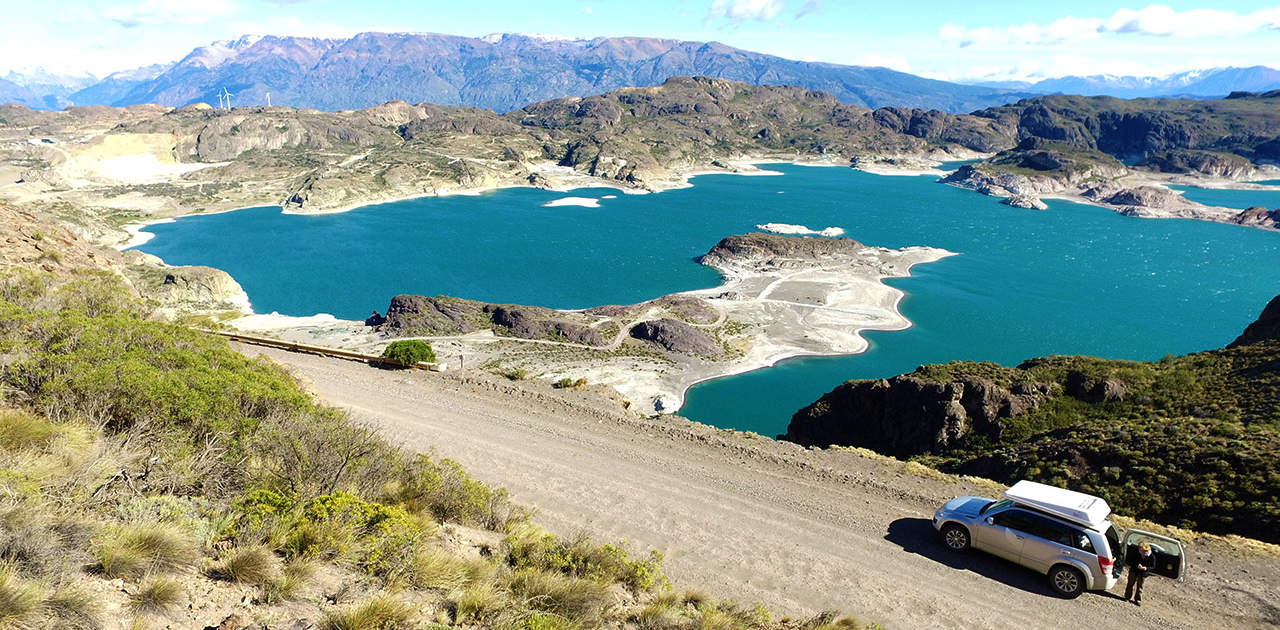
[783,373,1051,455]
[1231,295,1280,347]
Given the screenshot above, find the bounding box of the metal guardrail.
[211,330,443,371]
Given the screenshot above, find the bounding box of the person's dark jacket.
[1127,546,1156,575]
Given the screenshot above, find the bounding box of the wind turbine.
[216,91,224,110]
[219,87,233,110]
[265,91,271,107]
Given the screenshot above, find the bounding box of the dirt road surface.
[243,345,1280,630]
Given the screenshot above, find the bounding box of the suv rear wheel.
[941,524,970,551]
[1049,565,1085,599]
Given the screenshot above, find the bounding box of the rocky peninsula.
[232,233,953,414]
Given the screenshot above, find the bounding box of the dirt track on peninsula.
[242,345,1280,630]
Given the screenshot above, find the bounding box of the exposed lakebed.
[135,164,1280,435]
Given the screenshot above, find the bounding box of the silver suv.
[932,484,1185,598]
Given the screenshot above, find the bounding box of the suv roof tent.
[1003,480,1111,528]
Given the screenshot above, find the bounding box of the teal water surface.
[1170,184,1280,209]
[135,165,1280,436]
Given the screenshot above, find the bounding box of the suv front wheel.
[1049,565,1085,599]
[941,524,970,551]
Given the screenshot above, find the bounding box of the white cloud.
[796,0,823,19]
[941,16,1101,47]
[1102,5,1280,37]
[941,5,1280,48]
[708,0,785,24]
[104,0,237,28]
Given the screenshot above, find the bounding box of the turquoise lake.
[1171,184,1280,209]
[134,165,1280,436]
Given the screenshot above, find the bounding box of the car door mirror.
[985,517,994,525]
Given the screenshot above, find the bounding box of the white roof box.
[1004,480,1111,528]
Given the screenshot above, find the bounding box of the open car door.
[1123,529,1186,581]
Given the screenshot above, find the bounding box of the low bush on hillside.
[381,339,436,366]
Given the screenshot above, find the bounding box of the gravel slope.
[243,345,1280,630]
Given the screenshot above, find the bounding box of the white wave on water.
[544,196,601,208]
[756,222,845,237]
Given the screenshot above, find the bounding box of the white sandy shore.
[118,217,175,250]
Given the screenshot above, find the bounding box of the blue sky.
[5,1,1280,81]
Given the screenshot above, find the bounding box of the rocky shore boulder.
[782,373,1050,456]
[629,318,723,357]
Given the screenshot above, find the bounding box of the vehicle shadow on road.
[884,517,1060,597]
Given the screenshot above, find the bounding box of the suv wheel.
[1049,565,1085,599]
[941,524,970,551]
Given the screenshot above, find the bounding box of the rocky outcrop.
[377,294,606,346]
[380,294,483,335]
[629,318,723,357]
[696,233,866,268]
[485,304,605,346]
[1232,206,1280,230]
[153,265,250,311]
[782,373,1052,456]
[1099,185,1182,210]
[1230,294,1280,347]
[1139,149,1256,179]
[1002,194,1048,210]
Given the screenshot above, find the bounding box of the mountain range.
[4,33,1280,115]
[11,32,1033,113]
[972,66,1280,99]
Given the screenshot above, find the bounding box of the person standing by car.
[1125,541,1156,605]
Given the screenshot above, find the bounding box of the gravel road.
[243,345,1280,630]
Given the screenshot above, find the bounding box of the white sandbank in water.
[756,223,845,237]
[544,196,602,208]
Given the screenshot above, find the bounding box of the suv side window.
[990,509,1036,533]
[1021,512,1095,552]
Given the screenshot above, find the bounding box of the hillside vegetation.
[786,297,1280,543]
[0,269,873,629]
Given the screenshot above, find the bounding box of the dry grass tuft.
[97,523,198,579]
[42,586,102,630]
[129,577,183,615]
[213,545,277,585]
[508,568,610,624]
[403,548,471,590]
[321,594,416,630]
[0,566,43,627]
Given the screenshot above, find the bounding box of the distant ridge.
[38,31,1034,114]
[972,66,1280,99]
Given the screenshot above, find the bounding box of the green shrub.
[402,548,471,590]
[381,340,436,366]
[504,526,665,593]
[390,455,525,531]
